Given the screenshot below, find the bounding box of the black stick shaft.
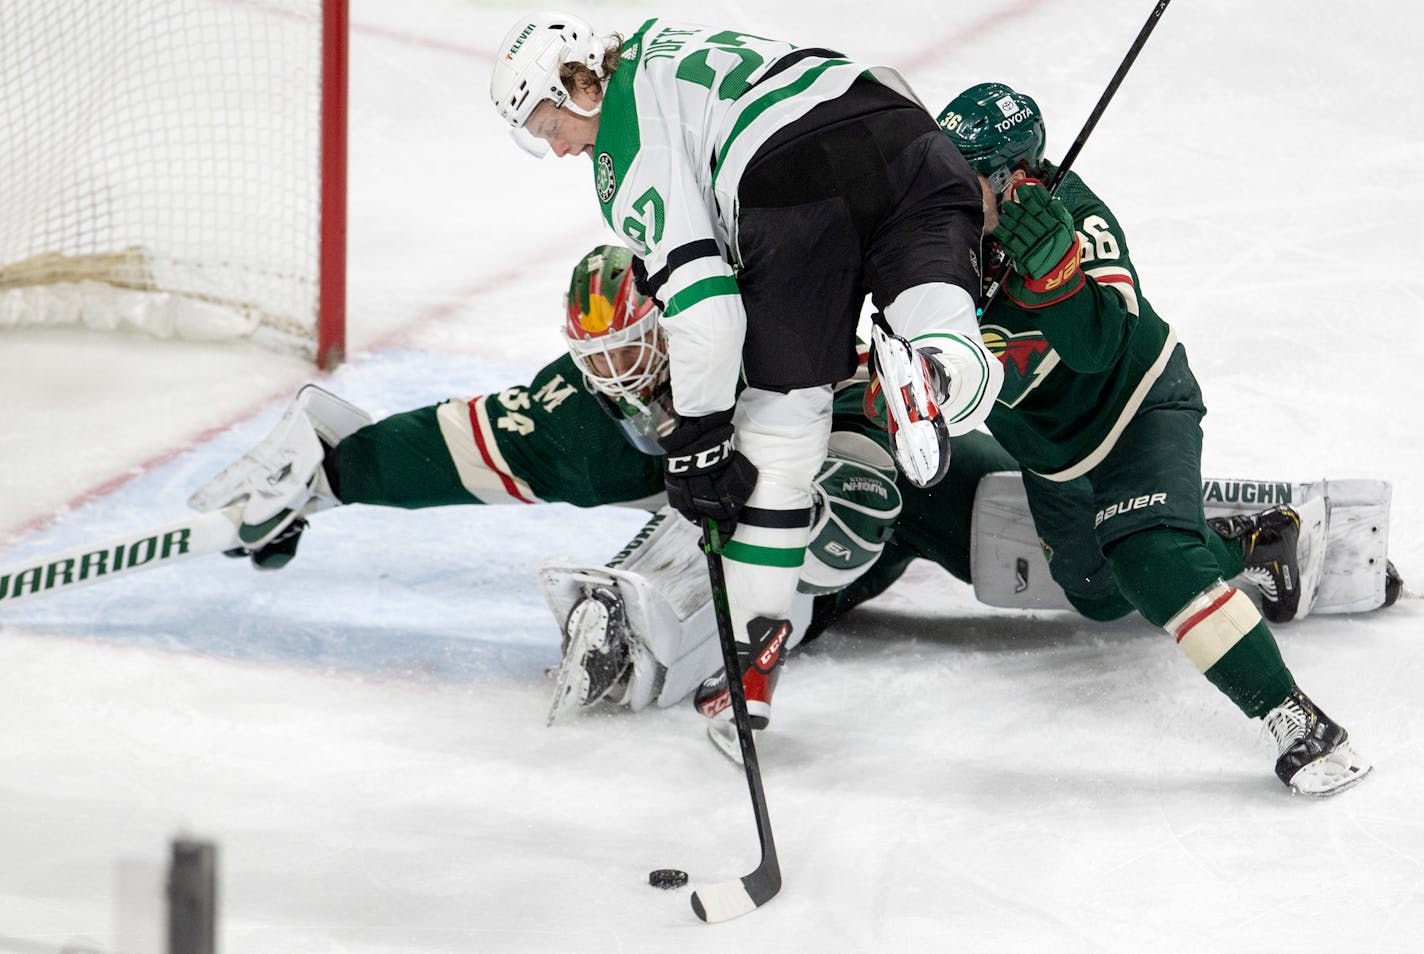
[692,520,780,917]
[981,0,1173,313]
[1050,0,1172,190]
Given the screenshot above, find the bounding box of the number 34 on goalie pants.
[0,509,243,606]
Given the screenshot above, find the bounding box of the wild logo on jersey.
[980,324,1058,407]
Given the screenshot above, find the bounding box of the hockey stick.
[687,517,781,923]
[0,508,241,607]
[980,0,1173,314]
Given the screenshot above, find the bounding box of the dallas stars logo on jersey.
[596,153,616,203]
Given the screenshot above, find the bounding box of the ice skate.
[1384,560,1403,608]
[1210,499,1327,623]
[696,674,747,765]
[546,587,632,725]
[1263,686,1372,797]
[868,325,952,488]
[695,616,791,760]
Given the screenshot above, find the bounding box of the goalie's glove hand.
[659,409,758,537]
[993,179,1079,281]
[223,517,308,571]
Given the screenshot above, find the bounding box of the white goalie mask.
[563,245,674,454]
[490,12,608,157]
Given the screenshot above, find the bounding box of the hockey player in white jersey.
[490,12,1003,731]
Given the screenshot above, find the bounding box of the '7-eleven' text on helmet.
[936,82,1046,195]
[490,12,607,155]
[563,244,667,422]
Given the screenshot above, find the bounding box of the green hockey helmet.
[937,83,1046,194]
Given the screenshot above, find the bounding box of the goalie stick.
[0,508,242,607]
[980,0,1173,315]
[686,518,781,923]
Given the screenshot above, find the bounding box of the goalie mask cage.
[0,0,348,369]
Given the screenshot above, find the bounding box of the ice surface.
[1,1,1421,951]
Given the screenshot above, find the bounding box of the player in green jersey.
[489,13,1003,731]
[936,82,1371,796]
[197,243,1016,725]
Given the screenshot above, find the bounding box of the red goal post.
[0,0,348,369]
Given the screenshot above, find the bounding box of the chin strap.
[564,98,602,118]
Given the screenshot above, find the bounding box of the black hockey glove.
[659,409,758,538]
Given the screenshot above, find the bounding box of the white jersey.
[592,19,916,417]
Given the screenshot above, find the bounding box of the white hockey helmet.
[490,12,607,155]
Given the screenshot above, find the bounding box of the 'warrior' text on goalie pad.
[971,473,1392,616]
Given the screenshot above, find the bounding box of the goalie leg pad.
[539,509,719,717]
[971,473,1396,617]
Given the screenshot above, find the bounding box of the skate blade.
[892,418,950,488]
[706,719,744,767]
[1289,743,1372,797]
[546,662,590,726]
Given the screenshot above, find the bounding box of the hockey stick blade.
[690,855,783,923]
[689,518,782,922]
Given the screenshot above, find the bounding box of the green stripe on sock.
[722,540,804,568]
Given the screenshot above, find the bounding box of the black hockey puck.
[648,868,689,889]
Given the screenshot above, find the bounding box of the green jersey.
[981,168,1176,479]
[336,353,665,511]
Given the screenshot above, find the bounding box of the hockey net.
[0,0,347,368]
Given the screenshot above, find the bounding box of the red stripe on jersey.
[1174,587,1238,643]
[467,396,535,504]
[1092,272,1136,290]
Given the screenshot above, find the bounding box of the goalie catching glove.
[658,408,758,538]
[190,385,373,569]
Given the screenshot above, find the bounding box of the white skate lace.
[1241,565,1279,602]
[1262,697,1307,756]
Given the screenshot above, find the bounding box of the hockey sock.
[1165,582,1294,718]
[1108,527,1293,719]
[1063,589,1135,622]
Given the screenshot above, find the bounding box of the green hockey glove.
[994,180,1078,280]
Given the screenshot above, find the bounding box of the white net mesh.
[0,0,332,358]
